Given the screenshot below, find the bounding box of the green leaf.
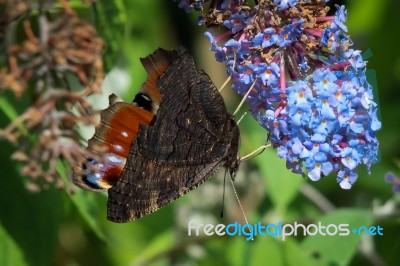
[227,234,318,266]
[227,235,284,266]
[347,0,386,33]
[283,238,319,266]
[67,190,108,241]
[0,144,64,266]
[256,149,304,212]
[0,97,18,121]
[0,222,27,266]
[134,230,175,265]
[0,97,28,136]
[56,160,107,242]
[96,0,127,71]
[301,208,373,266]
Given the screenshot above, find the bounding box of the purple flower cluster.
[177,0,381,189]
[385,173,400,193]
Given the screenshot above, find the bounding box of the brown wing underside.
[107,50,239,222]
[107,147,225,222]
[137,51,234,165]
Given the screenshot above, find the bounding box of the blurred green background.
[1,0,400,265]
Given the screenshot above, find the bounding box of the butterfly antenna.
[229,176,253,240]
[219,50,237,93]
[218,76,231,93]
[240,143,271,161]
[220,170,228,218]
[236,111,247,125]
[233,78,257,116]
[229,177,248,224]
[241,130,272,161]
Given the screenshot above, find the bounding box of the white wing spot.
[114,144,123,151]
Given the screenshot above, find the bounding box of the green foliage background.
[1,0,400,265]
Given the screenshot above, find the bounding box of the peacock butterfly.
[73,48,240,223]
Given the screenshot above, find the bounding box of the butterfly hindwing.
[107,154,224,222]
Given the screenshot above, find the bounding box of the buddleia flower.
[177,0,381,189]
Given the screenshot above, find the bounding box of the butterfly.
[73,48,240,223]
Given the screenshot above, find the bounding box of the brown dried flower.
[0,0,104,191]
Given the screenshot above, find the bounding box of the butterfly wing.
[72,95,154,191]
[107,149,225,222]
[107,50,239,222]
[72,49,180,191]
[137,54,236,165]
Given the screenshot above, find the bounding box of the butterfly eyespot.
[132,93,153,112]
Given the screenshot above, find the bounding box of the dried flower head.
[0,0,104,191]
